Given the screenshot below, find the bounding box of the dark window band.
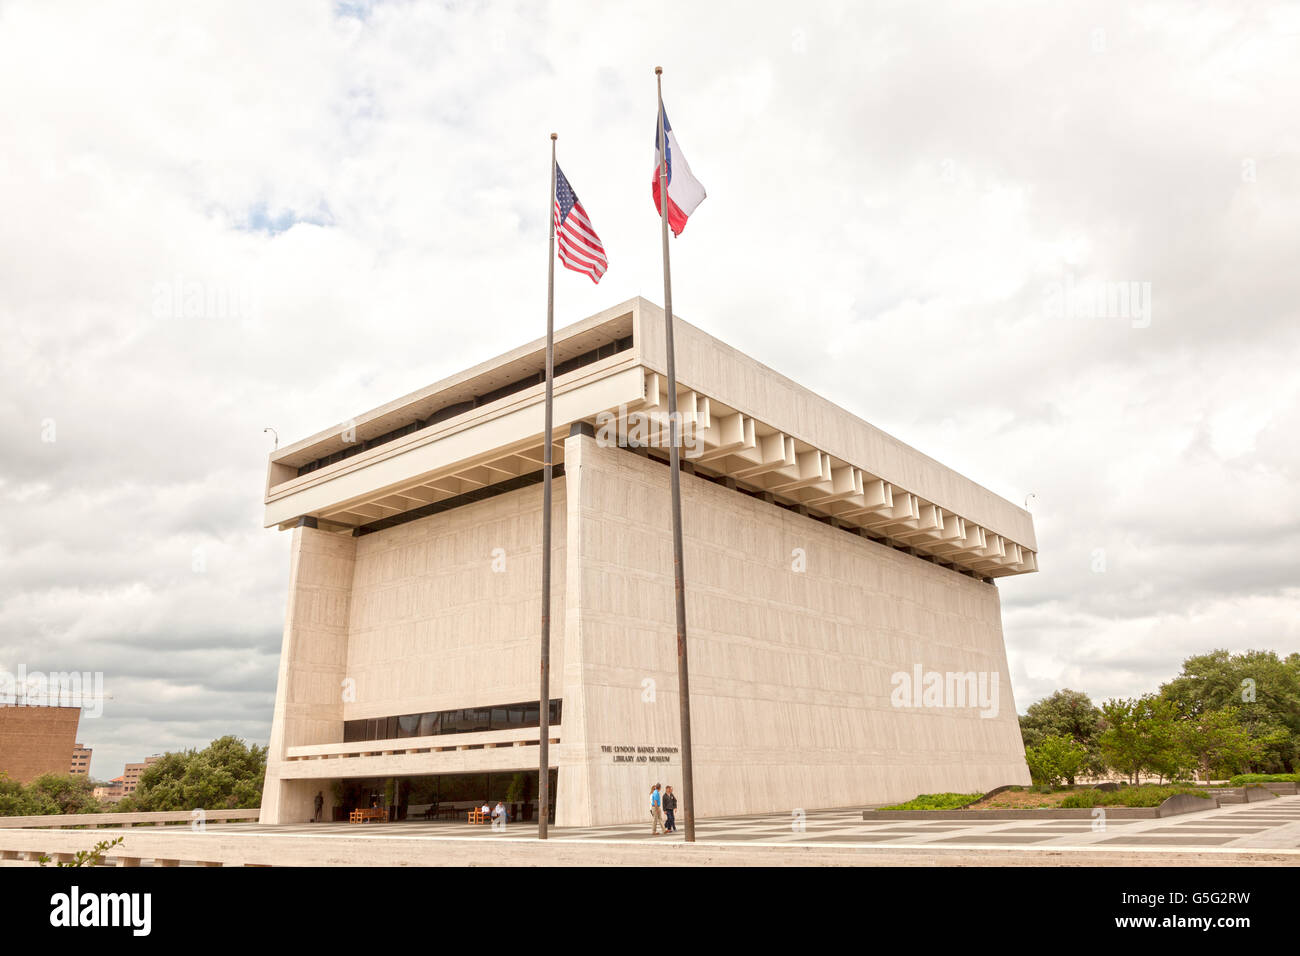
[298,335,631,477]
[353,465,562,536]
[343,699,562,744]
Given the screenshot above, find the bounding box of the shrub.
[1060,785,1210,809]
[1227,773,1299,786]
[1025,734,1090,788]
[39,836,124,867]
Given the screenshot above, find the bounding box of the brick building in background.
[69,743,92,776]
[0,705,80,784]
[122,756,161,796]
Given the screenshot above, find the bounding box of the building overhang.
[264,298,1037,579]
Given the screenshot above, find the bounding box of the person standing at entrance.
[662,785,677,833]
[313,791,324,823]
[650,783,664,835]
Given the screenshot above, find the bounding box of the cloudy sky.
[1,1,1297,779]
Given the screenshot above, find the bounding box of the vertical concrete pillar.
[555,426,595,827]
[259,525,356,824]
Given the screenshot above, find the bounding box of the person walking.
[650,783,664,836]
[662,785,677,833]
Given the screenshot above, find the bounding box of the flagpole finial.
[655,66,663,75]
[550,132,557,140]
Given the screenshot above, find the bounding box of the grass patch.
[878,792,984,811]
[977,789,1071,809]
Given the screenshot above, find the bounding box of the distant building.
[121,756,162,796]
[94,777,125,802]
[69,743,92,776]
[0,705,80,784]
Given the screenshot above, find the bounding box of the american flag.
[554,164,607,283]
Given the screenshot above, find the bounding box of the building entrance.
[335,769,557,824]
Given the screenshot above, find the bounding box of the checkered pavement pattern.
[210,796,1300,851]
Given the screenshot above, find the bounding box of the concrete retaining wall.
[0,825,1286,868]
[0,809,260,829]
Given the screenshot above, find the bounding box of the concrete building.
[0,705,80,784]
[259,299,1036,827]
[94,778,125,802]
[69,743,92,776]
[121,756,161,796]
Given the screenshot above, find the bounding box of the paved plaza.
[212,794,1300,853]
[4,796,1297,866]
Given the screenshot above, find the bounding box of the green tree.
[1025,734,1089,787]
[1183,708,1267,780]
[0,773,100,817]
[26,774,101,815]
[1098,698,1143,784]
[0,772,28,816]
[1020,689,1106,776]
[1161,649,1300,773]
[1099,696,1194,783]
[1143,697,1195,783]
[124,736,266,812]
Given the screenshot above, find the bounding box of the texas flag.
[651,104,707,236]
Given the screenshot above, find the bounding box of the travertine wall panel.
[262,438,1029,828]
[344,481,566,718]
[260,526,356,823]
[565,436,1029,826]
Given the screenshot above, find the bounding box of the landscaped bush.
[1227,773,1300,786]
[879,792,984,811]
[1025,734,1090,787]
[1060,785,1210,809]
[0,773,100,816]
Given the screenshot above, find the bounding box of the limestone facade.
[260,300,1033,826]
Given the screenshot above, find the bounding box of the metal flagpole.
[655,66,697,843]
[538,131,557,839]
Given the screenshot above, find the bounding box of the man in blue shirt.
[650,783,664,836]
